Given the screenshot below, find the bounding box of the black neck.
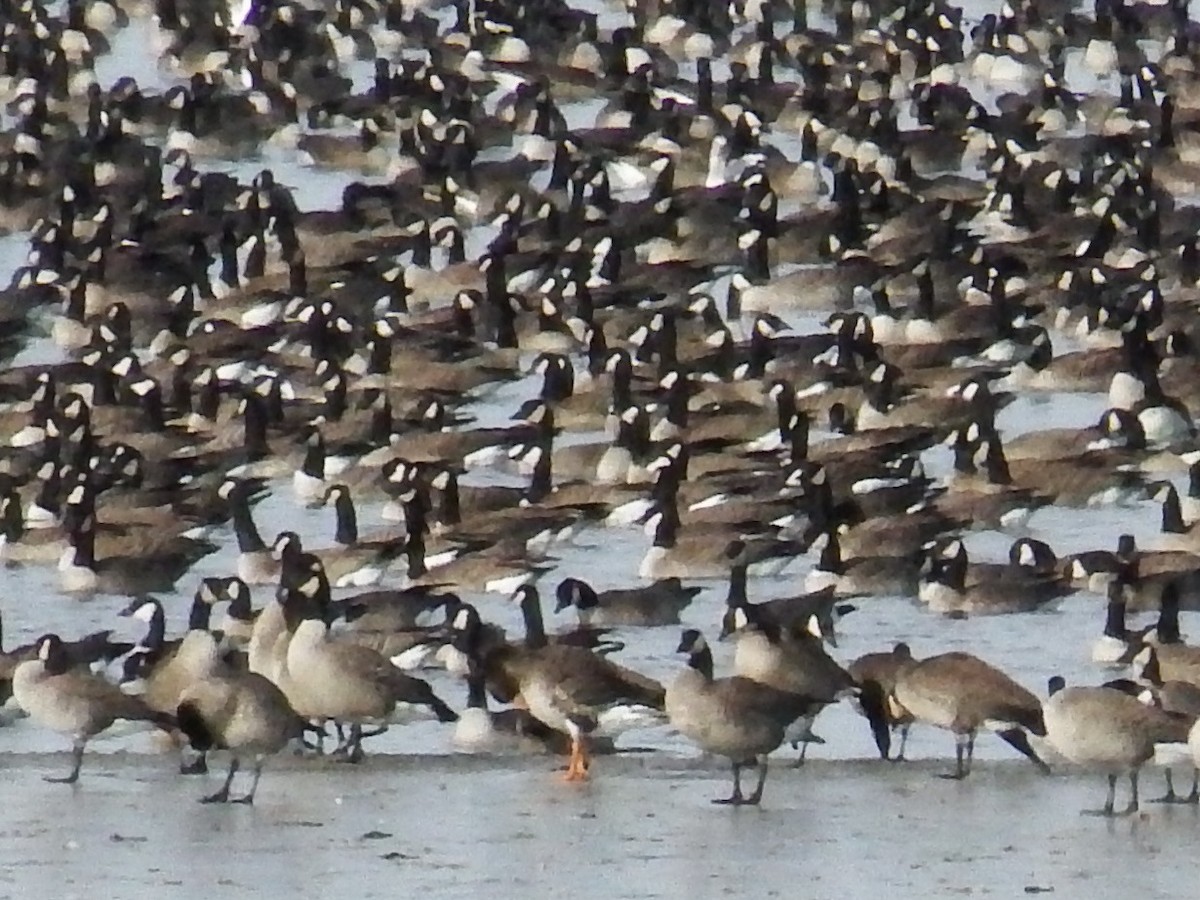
[1157,589,1181,643]
[333,491,358,545]
[726,562,748,607]
[520,590,548,650]
[687,644,715,680]
[1102,591,1127,639]
[231,492,267,552]
[1162,487,1186,534]
[188,591,212,631]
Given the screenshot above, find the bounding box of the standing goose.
[449,591,665,781]
[175,666,309,805]
[12,635,175,784]
[282,589,458,762]
[667,629,821,805]
[723,604,891,763]
[1126,644,1200,803]
[118,585,223,773]
[450,661,612,757]
[0,611,132,705]
[891,651,1049,778]
[1043,675,1190,816]
[848,642,917,761]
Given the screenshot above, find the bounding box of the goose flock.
[5,0,1200,817]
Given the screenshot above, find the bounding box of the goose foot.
[712,793,745,806]
[180,757,208,775]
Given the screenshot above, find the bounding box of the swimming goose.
[803,527,921,597]
[553,576,700,627]
[449,593,665,781]
[12,634,175,784]
[58,511,216,595]
[1091,579,1149,667]
[1043,675,1189,816]
[891,651,1049,779]
[667,629,821,805]
[918,538,1073,616]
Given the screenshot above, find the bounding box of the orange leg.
[561,735,590,782]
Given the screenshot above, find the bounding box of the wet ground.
[0,754,1193,900]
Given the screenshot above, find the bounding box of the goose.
[638,499,745,580]
[891,651,1049,779]
[450,660,615,757]
[0,612,131,705]
[12,634,176,784]
[1092,579,1148,667]
[118,586,224,773]
[1043,675,1189,816]
[1124,645,1200,803]
[58,511,216,595]
[918,538,1073,615]
[175,666,309,805]
[448,594,665,781]
[848,642,917,761]
[667,629,820,805]
[218,477,280,585]
[281,589,458,762]
[553,576,700,627]
[803,527,921,597]
[719,545,858,645]
[724,605,891,763]
[1153,483,1200,553]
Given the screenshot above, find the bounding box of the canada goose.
[12,634,175,784]
[118,586,225,773]
[1123,644,1200,803]
[918,538,1073,615]
[175,667,309,804]
[848,642,917,760]
[640,499,765,580]
[312,485,409,586]
[803,527,920,597]
[724,605,891,763]
[553,576,700,627]
[450,661,614,757]
[449,592,665,781]
[1092,579,1151,667]
[281,590,457,762]
[719,543,858,645]
[0,612,131,704]
[208,576,257,649]
[667,629,820,805]
[891,652,1049,779]
[1153,483,1200,553]
[58,511,216,595]
[1043,675,1189,816]
[218,477,279,585]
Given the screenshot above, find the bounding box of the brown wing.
[539,645,665,711]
